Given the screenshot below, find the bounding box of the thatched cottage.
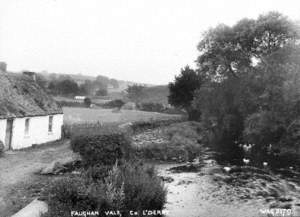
[0,63,63,150]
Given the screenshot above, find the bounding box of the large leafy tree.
[197,12,299,79]
[168,66,203,119]
[126,84,145,103]
[48,78,80,96]
[193,11,300,154]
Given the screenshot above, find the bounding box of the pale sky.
[0,0,300,84]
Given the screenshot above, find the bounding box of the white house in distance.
[0,63,64,150]
[74,95,86,102]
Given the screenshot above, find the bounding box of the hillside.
[39,71,152,92]
[140,85,169,105]
[37,71,170,104]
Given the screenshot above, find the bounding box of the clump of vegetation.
[42,176,110,217]
[168,65,203,120]
[56,100,85,108]
[137,102,165,112]
[135,122,205,162]
[96,88,108,96]
[117,161,166,212]
[43,161,166,217]
[168,12,300,165]
[71,132,132,167]
[103,99,125,109]
[62,122,120,139]
[126,84,145,103]
[84,97,92,107]
[48,78,80,96]
[0,140,4,156]
[130,118,184,133]
[84,165,112,182]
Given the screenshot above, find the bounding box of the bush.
[42,177,110,217]
[62,122,120,139]
[102,99,125,109]
[43,162,166,217]
[71,132,132,167]
[280,118,300,153]
[135,122,205,162]
[56,100,85,108]
[96,89,108,96]
[100,161,166,214]
[84,165,112,182]
[84,97,92,107]
[243,111,286,145]
[0,140,4,156]
[130,118,184,133]
[118,162,166,213]
[137,102,164,112]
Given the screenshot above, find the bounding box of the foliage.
[280,119,300,154]
[36,74,48,89]
[84,165,112,182]
[78,75,111,96]
[130,118,184,133]
[126,84,145,103]
[78,80,94,95]
[196,12,299,79]
[137,102,165,112]
[46,74,114,97]
[168,66,203,119]
[166,12,300,162]
[84,97,92,107]
[0,140,4,156]
[96,88,108,96]
[42,176,110,217]
[62,122,120,139]
[71,132,132,167]
[109,78,119,88]
[243,111,286,145]
[138,85,170,105]
[96,75,110,88]
[117,161,166,213]
[43,162,166,217]
[134,122,205,162]
[48,79,80,96]
[56,100,85,108]
[103,99,125,109]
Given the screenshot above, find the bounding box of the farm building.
[0,64,63,150]
[74,96,86,101]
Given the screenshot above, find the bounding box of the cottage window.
[25,118,30,135]
[48,116,53,133]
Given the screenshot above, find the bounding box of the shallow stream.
[155,158,300,217]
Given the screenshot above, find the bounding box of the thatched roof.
[0,71,63,119]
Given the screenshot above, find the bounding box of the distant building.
[0,64,63,150]
[74,96,86,101]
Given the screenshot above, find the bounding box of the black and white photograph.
[0,0,300,216]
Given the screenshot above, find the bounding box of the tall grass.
[134,121,206,162]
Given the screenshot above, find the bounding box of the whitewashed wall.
[0,114,63,150]
[0,119,7,146]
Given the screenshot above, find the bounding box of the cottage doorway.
[5,119,14,150]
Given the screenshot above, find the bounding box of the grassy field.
[63,107,182,125]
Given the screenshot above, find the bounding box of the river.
[155,154,300,217]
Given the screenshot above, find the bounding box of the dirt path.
[0,140,74,215]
